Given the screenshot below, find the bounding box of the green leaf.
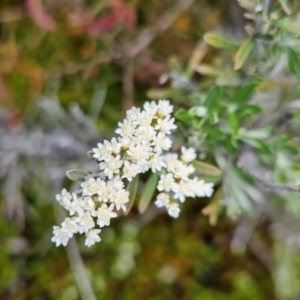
[240,104,262,117]
[275,18,300,35]
[125,175,139,215]
[66,169,88,181]
[232,82,258,103]
[287,48,300,78]
[175,108,193,123]
[205,127,225,141]
[229,113,239,138]
[234,38,254,70]
[239,127,270,140]
[192,160,222,177]
[204,33,239,52]
[138,174,159,213]
[192,118,203,129]
[205,85,222,109]
[224,137,238,155]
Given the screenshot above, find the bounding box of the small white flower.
[122,161,141,181]
[100,181,115,202]
[100,177,125,202]
[203,182,214,197]
[81,178,104,196]
[191,179,214,198]
[92,204,117,227]
[167,202,180,218]
[158,173,176,192]
[181,147,197,163]
[155,193,170,208]
[152,132,172,153]
[52,226,71,247]
[110,137,122,154]
[155,116,176,134]
[77,212,95,233]
[173,161,193,180]
[143,101,158,116]
[85,229,101,247]
[136,111,153,127]
[118,136,131,150]
[69,193,85,216]
[99,155,123,179]
[173,180,195,202]
[81,197,96,211]
[61,218,80,235]
[56,189,72,207]
[92,140,112,161]
[126,107,141,122]
[148,154,166,172]
[116,119,136,137]
[110,176,125,190]
[112,189,129,212]
[164,154,179,173]
[126,143,151,163]
[134,126,156,144]
[157,100,173,118]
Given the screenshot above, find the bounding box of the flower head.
[52,99,214,248]
[155,193,170,208]
[85,229,101,247]
[81,178,104,196]
[167,203,180,218]
[93,204,117,227]
[52,226,71,247]
[181,146,197,163]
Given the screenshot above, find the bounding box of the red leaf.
[87,15,117,36]
[6,110,20,129]
[26,0,56,31]
[110,0,136,28]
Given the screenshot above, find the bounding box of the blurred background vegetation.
[2,0,300,299]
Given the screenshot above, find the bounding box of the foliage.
[2,0,300,299]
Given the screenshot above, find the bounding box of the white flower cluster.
[53,100,175,247]
[155,147,214,218]
[52,100,214,247]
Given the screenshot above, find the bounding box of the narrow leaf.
[192,160,221,177]
[195,64,223,76]
[204,33,239,52]
[234,38,254,70]
[202,187,222,226]
[138,174,159,213]
[175,108,193,122]
[287,48,300,78]
[125,175,139,215]
[237,0,255,11]
[232,82,258,103]
[278,0,291,15]
[66,169,88,181]
[205,85,222,109]
[26,0,56,30]
[229,113,239,138]
[275,18,300,35]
